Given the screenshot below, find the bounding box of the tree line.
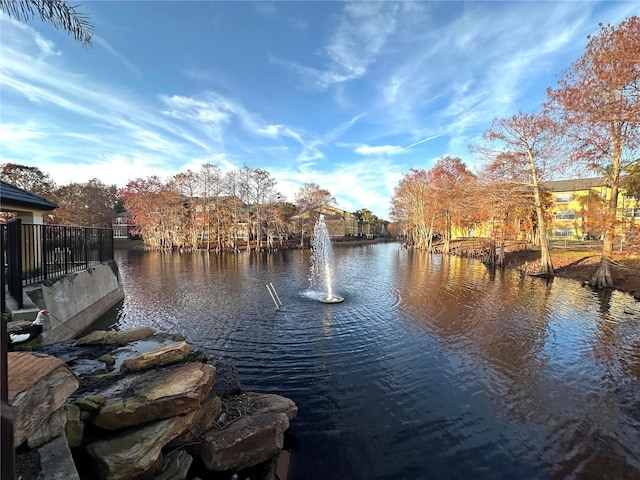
[390,16,640,288]
[1,163,121,228]
[0,162,387,252]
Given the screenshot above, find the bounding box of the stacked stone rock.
[9,326,297,480]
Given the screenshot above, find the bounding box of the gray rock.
[8,352,79,447]
[68,358,110,377]
[92,362,215,430]
[120,341,192,372]
[86,411,196,480]
[167,393,223,449]
[155,450,193,480]
[208,354,242,398]
[38,434,80,480]
[77,326,157,345]
[238,392,298,420]
[28,407,67,449]
[199,411,290,471]
[64,404,84,449]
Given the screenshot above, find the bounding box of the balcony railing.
[1,220,114,309]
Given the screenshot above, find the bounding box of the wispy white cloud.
[355,145,404,156]
[325,113,367,143]
[0,123,43,141]
[93,35,142,79]
[369,1,608,151]
[352,135,441,157]
[254,2,276,16]
[256,124,304,145]
[269,156,401,217]
[33,35,61,57]
[273,2,417,90]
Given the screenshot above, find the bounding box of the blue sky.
[1,1,637,218]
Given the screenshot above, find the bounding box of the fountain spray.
[309,215,344,303]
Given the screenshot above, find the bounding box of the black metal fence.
[1,220,114,309]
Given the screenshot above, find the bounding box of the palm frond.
[0,0,93,45]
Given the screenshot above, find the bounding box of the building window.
[555,210,576,220]
[623,208,640,219]
[555,227,574,238]
[555,193,573,204]
[113,230,124,238]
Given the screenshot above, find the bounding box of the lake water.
[109,242,640,479]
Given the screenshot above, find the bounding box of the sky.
[1,1,638,219]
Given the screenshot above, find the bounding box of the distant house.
[112,211,134,238]
[0,180,58,224]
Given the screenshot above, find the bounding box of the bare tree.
[479,111,561,276]
[294,183,336,248]
[429,157,477,253]
[390,169,435,250]
[171,170,200,249]
[476,154,538,266]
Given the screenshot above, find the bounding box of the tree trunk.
[535,199,554,276]
[591,185,618,288]
[591,255,613,288]
[443,213,451,254]
[427,216,436,252]
[592,137,621,289]
[528,151,554,276]
[485,241,496,265]
[497,238,505,266]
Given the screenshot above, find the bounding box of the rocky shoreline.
[9,326,296,480]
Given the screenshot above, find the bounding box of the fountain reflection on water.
[307,214,344,303]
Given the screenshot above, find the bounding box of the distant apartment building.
[319,205,360,238]
[449,176,639,242]
[545,177,639,240]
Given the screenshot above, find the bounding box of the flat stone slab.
[78,326,157,345]
[121,341,191,372]
[92,362,216,430]
[200,411,290,471]
[87,412,197,480]
[8,352,79,446]
[167,394,223,449]
[39,435,81,480]
[198,392,297,472]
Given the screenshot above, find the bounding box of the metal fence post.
[1,239,14,479]
[42,223,48,280]
[84,227,89,268]
[7,220,23,309]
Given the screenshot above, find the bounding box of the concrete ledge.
[38,435,80,480]
[24,261,125,344]
[4,285,40,322]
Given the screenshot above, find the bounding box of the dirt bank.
[504,249,640,298]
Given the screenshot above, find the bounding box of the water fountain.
[309,215,344,303]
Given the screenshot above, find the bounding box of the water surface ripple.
[111,243,640,479]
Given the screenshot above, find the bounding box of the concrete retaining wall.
[28,261,125,344]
